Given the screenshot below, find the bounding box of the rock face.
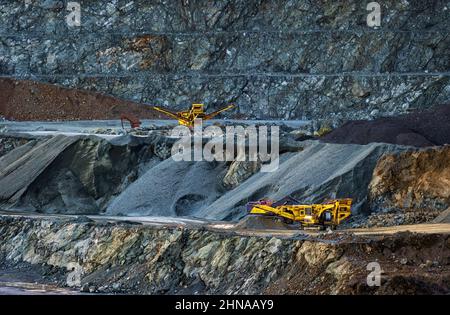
[367,146,450,226]
[0,215,448,294]
[1,132,447,227]
[370,145,450,210]
[0,1,449,122]
[222,160,261,190]
[0,135,80,204]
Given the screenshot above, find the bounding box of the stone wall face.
[1,215,448,294]
[0,0,449,123]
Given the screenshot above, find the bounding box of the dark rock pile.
[321,105,450,147]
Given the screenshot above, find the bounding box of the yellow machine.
[248,197,352,229]
[152,103,235,127]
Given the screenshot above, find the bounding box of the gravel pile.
[321,105,450,147]
[106,159,228,217]
[107,140,406,220]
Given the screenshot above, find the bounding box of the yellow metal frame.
[152,103,235,127]
[249,198,352,229]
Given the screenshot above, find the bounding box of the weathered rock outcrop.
[222,160,261,190]
[1,1,448,122]
[370,145,450,210]
[367,145,450,226]
[0,215,448,294]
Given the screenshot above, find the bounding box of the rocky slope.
[370,145,450,210]
[0,215,448,294]
[0,134,173,213]
[364,145,450,227]
[1,0,449,122]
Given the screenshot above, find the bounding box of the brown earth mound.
[321,105,450,147]
[0,78,163,121]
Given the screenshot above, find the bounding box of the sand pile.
[0,78,162,121]
[321,105,450,147]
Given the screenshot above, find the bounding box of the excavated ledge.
[0,215,448,294]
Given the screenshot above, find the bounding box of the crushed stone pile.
[197,141,406,220]
[0,135,79,203]
[321,105,450,147]
[356,145,450,227]
[0,134,167,214]
[5,133,446,227]
[108,140,407,220]
[106,159,228,216]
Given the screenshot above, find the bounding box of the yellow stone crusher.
[248,197,352,229]
[152,103,235,127]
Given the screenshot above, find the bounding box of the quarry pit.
[0,0,449,296]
